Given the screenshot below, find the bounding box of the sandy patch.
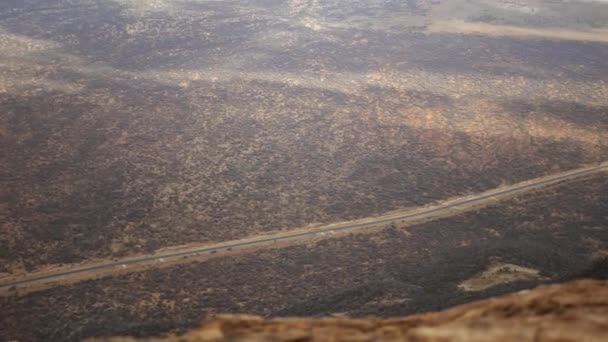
[459,261,545,292]
[428,20,608,42]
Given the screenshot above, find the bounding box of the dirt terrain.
[2,173,607,341]
[2,0,608,273]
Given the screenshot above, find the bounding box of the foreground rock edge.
[90,279,608,341]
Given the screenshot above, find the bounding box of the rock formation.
[91,279,608,341]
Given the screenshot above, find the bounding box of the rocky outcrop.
[91,279,608,341]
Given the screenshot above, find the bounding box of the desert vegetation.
[2,173,607,341]
[2,0,608,273]
[2,2,608,341]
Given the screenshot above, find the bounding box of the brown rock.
[89,280,608,341]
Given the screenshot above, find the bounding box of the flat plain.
[2,0,608,273]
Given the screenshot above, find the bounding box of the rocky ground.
[91,279,608,341]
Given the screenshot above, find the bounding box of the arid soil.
[90,279,608,342]
[1,173,607,341]
[2,0,608,273]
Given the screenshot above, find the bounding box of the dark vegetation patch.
[3,76,605,271]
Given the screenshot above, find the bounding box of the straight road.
[2,162,607,294]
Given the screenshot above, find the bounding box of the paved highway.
[2,162,607,292]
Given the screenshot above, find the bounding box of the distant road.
[2,162,607,294]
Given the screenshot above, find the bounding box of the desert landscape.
[1,0,607,341]
[2,172,608,340]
